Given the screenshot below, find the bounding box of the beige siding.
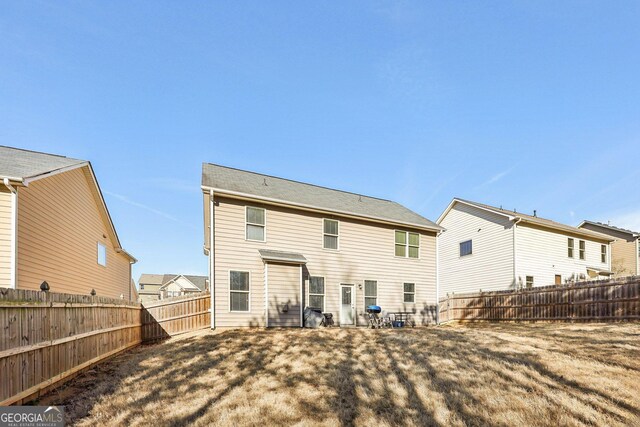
[610,239,638,277]
[516,223,610,286]
[16,167,131,299]
[438,203,515,294]
[212,196,438,327]
[0,188,12,287]
[267,263,301,327]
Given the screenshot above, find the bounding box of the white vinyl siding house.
[437,199,614,295]
[202,163,442,328]
[438,201,515,294]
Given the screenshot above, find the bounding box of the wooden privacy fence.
[0,288,211,405]
[0,288,141,405]
[438,276,640,323]
[141,292,211,341]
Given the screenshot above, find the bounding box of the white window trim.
[578,240,586,260]
[568,238,575,258]
[229,270,251,313]
[245,206,266,242]
[322,218,340,251]
[525,276,534,288]
[403,282,416,303]
[97,242,107,267]
[600,244,607,264]
[394,230,420,259]
[308,276,326,312]
[363,279,378,308]
[459,239,473,257]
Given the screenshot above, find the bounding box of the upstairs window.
[246,207,266,241]
[395,231,419,258]
[323,219,339,250]
[364,280,378,307]
[460,240,473,257]
[568,238,574,258]
[309,277,325,311]
[230,271,250,312]
[97,242,107,267]
[403,283,415,303]
[601,245,607,263]
[579,240,586,260]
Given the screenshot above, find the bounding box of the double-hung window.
[460,240,472,257]
[309,277,325,311]
[323,219,339,250]
[403,283,415,303]
[246,207,266,241]
[364,280,377,307]
[579,240,586,260]
[568,238,574,258]
[395,231,419,258]
[230,271,250,312]
[601,245,607,263]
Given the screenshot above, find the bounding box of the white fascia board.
[437,198,516,225]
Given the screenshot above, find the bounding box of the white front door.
[340,284,355,326]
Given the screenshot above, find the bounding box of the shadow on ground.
[36,323,640,427]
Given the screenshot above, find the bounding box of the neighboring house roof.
[140,273,208,292]
[0,146,136,262]
[438,198,615,242]
[0,145,87,182]
[201,163,442,232]
[259,249,308,264]
[578,220,639,239]
[184,275,208,291]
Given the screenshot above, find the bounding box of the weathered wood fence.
[438,276,640,323]
[141,292,211,341]
[0,288,211,405]
[0,288,141,405]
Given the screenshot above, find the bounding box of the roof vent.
[513,208,517,213]
[358,195,362,202]
[533,210,537,217]
[263,178,268,186]
[608,220,611,226]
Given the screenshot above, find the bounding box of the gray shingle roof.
[579,220,639,238]
[139,274,208,291]
[184,275,208,291]
[258,249,308,264]
[202,163,441,231]
[0,146,86,181]
[447,198,614,242]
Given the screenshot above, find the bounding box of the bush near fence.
[438,276,640,323]
[0,287,211,405]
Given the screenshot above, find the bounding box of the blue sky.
[1,1,639,281]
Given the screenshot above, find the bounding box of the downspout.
[209,189,215,329]
[3,178,17,289]
[512,218,522,289]
[636,238,639,276]
[435,231,439,324]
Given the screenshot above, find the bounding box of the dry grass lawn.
[37,323,639,426]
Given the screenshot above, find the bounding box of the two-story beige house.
[437,198,614,295]
[578,221,639,277]
[202,163,442,328]
[0,146,136,300]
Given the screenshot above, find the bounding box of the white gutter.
[265,263,269,328]
[3,178,17,289]
[209,189,215,329]
[201,185,443,233]
[435,236,439,323]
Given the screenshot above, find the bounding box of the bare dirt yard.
[36,323,639,426]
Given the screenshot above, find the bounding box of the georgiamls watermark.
[0,406,64,427]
